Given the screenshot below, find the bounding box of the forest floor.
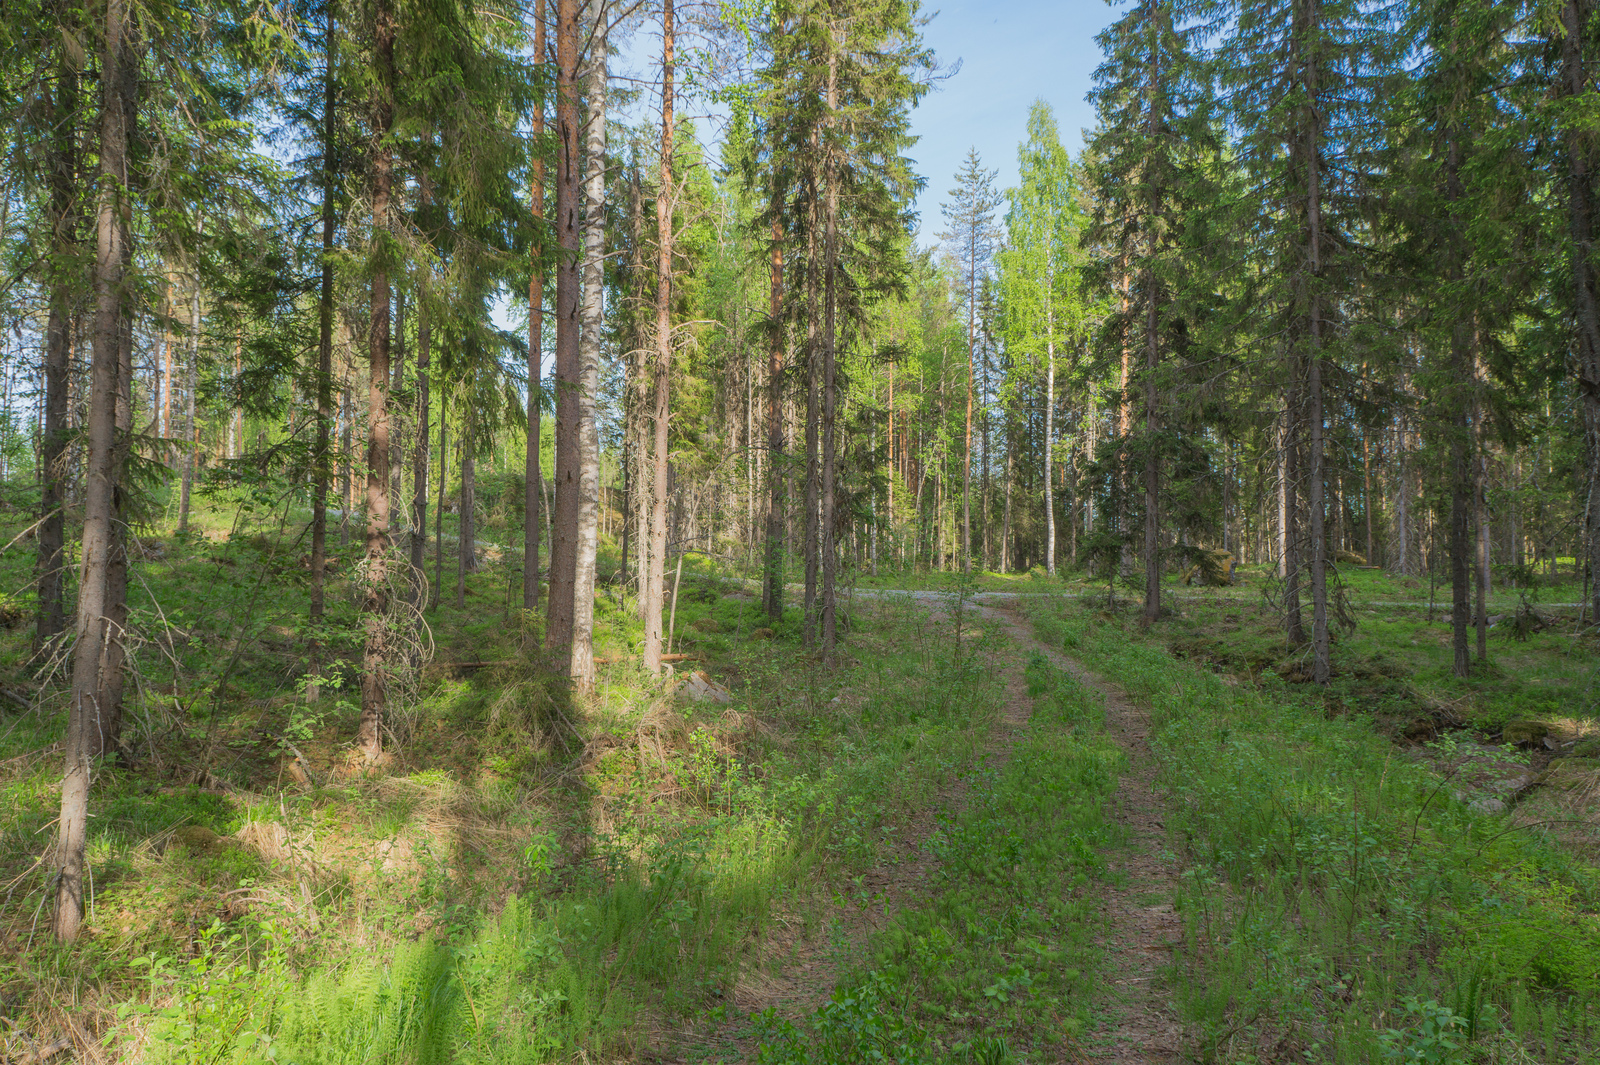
[4,498,1600,1064]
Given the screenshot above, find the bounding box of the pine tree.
[939,149,1002,575]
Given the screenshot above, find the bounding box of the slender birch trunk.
[571,3,606,690]
[644,0,674,675]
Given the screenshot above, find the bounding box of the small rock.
[677,671,733,705]
[172,825,235,853]
[1403,718,1437,742]
[1501,720,1550,746]
[1470,797,1507,815]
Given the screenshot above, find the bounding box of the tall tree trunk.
[571,3,606,691]
[97,202,137,754]
[179,284,197,533]
[820,37,839,656]
[1562,0,1600,625]
[1306,44,1331,684]
[524,3,546,612]
[1475,409,1490,661]
[1044,309,1055,575]
[433,386,447,610]
[1117,270,1132,578]
[390,290,406,512]
[963,254,974,575]
[763,212,785,623]
[803,194,820,648]
[54,0,132,941]
[311,0,337,648]
[458,405,476,610]
[1448,327,1473,676]
[546,0,581,658]
[644,0,674,676]
[1142,265,1161,626]
[37,35,77,648]
[410,290,429,604]
[1283,391,1306,646]
[1002,444,1013,573]
[162,277,175,441]
[357,0,396,760]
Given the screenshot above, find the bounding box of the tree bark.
[433,384,447,610]
[410,289,429,604]
[311,0,336,645]
[1283,392,1306,646]
[644,0,674,676]
[457,406,476,609]
[54,0,132,940]
[179,284,198,533]
[524,3,546,612]
[546,0,581,659]
[963,251,974,575]
[763,211,785,623]
[357,0,396,760]
[1142,263,1161,626]
[571,3,606,691]
[820,35,839,656]
[1305,20,1331,684]
[1044,311,1056,575]
[1562,0,1600,625]
[37,34,77,649]
[803,189,820,648]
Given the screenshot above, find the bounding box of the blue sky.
[906,0,1120,240]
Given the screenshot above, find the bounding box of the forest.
[3,0,1600,1061]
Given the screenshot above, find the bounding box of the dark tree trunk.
[311,0,337,645]
[357,0,396,761]
[802,200,820,649]
[458,405,477,612]
[37,36,77,649]
[820,43,839,656]
[1561,0,1600,624]
[1142,264,1161,626]
[390,289,406,508]
[1283,393,1306,646]
[523,3,546,612]
[545,0,580,657]
[55,0,133,941]
[433,385,446,610]
[410,291,429,605]
[763,213,785,623]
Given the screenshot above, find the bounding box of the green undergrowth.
[1029,601,1600,1064]
[11,596,1011,1063]
[754,649,1124,1064]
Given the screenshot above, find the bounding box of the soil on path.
[657,600,1188,1064]
[983,602,1187,1065]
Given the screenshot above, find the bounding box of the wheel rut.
[662,596,1188,1064]
[982,601,1186,1065]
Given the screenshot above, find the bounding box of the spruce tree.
[1218,0,1393,680]
[1086,0,1218,624]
